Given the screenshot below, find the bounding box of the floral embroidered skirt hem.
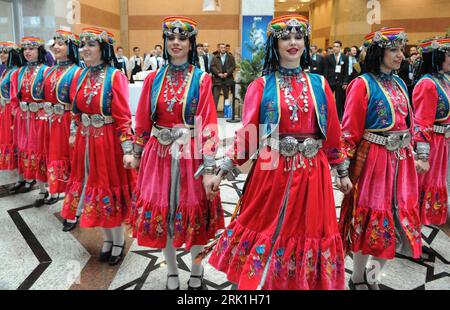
[418,134,449,226]
[0,104,17,170]
[209,221,345,290]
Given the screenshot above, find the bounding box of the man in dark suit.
[324,40,348,120]
[310,44,324,75]
[211,43,236,108]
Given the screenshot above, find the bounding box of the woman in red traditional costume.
[42,30,82,219]
[126,16,223,290]
[61,28,135,266]
[207,15,349,290]
[412,37,450,227]
[338,28,422,290]
[9,37,49,206]
[0,42,22,172]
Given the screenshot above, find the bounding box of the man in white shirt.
[144,44,164,71]
[116,46,129,79]
[128,46,144,82]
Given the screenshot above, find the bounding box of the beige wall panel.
[128,0,239,16]
[80,0,120,14]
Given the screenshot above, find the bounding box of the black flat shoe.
[62,216,79,232]
[8,181,26,194]
[166,274,180,290]
[34,191,49,208]
[99,241,113,262]
[187,269,208,290]
[109,242,126,266]
[45,194,60,205]
[348,278,370,290]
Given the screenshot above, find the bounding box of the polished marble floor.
[0,119,449,290]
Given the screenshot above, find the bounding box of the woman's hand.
[336,176,353,195]
[203,174,222,201]
[69,135,76,147]
[415,160,430,174]
[123,154,139,169]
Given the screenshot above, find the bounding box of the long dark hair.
[416,49,447,79]
[66,40,80,66]
[364,44,385,75]
[162,33,198,66]
[262,35,311,76]
[7,49,23,67]
[99,41,119,68]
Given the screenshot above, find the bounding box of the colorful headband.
[363,28,407,49]
[54,30,81,46]
[20,36,45,48]
[0,41,19,52]
[162,16,198,37]
[418,37,450,53]
[267,15,311,38]
[80,27,115,45]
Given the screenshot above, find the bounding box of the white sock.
[111,226,125,256]
[189,245,204,287]
[102,228,113,252]
[162,238,179,289]
[367,257,387,289]
[351,251,370,290]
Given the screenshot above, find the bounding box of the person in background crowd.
[196,43,209,73]
[144,44,164,71]
[116,46,129,79]
[324,40,348,120]
[128,46,144,83]
[344,46,360,86]
[310,44,324,75]
[211,43,236,108]
[203,42,214,69]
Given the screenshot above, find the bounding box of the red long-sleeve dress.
[42,63,81,194]
[412,75,450,225]
[128,65,224,251]
[209,72,346,290]
[61,65,135,228]
[0,66,19,170]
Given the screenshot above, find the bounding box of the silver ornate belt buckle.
[20,102,28,112]
[81,114,91,127]
[0,99,5,107]
[173,128,191,145]
[29,102,39,113]
[91,115,104,128]
[43,102,53,115]
[302,138,320,158]
[158,128,174,146]
[54,104,65,116]
[279,136,299,157]
[385,134,401,151]
[401,133,411,148]
[444,125,450,139]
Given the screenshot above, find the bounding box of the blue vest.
[18,64,48,101]
[45,64,80,104]
[150,64,206,127]
[418,74,450,122]
[259,72,328,139]
[358,73,411,132]
[0,67,17,100]
[73,65,117,116]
